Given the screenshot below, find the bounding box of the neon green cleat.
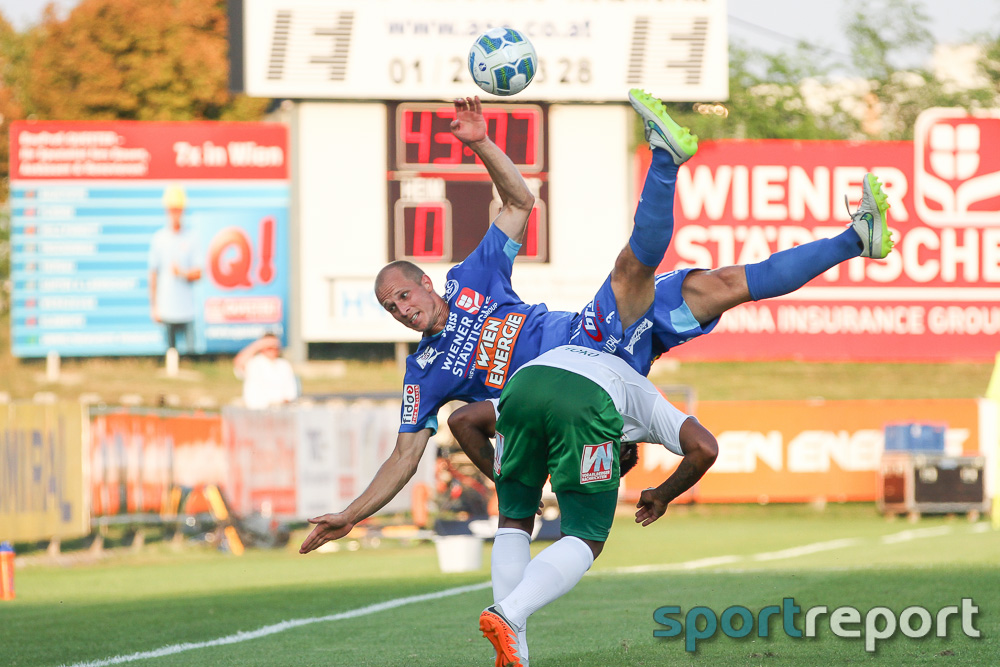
[847,173,894,259]
[628,88,699,165]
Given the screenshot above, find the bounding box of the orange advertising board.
[89,409,225,516]
[623,399,981,504]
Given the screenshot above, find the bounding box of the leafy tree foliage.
[0,14,26,202]
[652,0,999,146]
[22,0,267,121]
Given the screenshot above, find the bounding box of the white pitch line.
[61,522,987,666]
[58,581,491,667]
[881,525,953,544]
[751,537,862,561]
[609,554,743,574]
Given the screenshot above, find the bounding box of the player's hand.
[635,488,669,526]
[299,513,355,554]
[450,96,487,145]
[151,306,161,323]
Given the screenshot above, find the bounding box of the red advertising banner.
[11,120,288,180]
[640,108,1000,361]
[623,398,982,504]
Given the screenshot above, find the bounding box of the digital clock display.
[394,103,543,173]
[388,102,549,263]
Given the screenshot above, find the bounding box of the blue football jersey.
[396,228,721,433]
[399,225,573,433]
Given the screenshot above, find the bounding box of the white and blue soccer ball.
[468,27,537,96]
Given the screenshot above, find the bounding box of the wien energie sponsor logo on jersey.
[475,312,525,388]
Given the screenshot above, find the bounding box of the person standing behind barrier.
[148,184,201,354]
[234,333,299,409]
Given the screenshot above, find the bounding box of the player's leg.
[483,370,621,666]
[611,90,699,329]
[484,368,560,667]
[488,489,616,631]
[491,514,534,667]
[664,173,894,328]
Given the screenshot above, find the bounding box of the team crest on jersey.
[475,312,525,388]
[415,347,444,369]
[401,384,420,425]
[455,287,485,314]
[443,280,459,302]
[580,442,614,484]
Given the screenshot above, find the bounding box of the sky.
[2,0,998,70]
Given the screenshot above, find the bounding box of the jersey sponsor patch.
[455,287,484,314]
[475,312,525,389]
[580,441,615,484]
[443,279,459,302]
[581,301,603,342]
[401,383,421,425]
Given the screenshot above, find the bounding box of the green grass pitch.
[2,504,997,666]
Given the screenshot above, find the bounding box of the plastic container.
[434,535,484,573]
[0,542,14,600]
[884,423,946,453]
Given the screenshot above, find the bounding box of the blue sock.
[744,228,862,301]
[629,148,678,267]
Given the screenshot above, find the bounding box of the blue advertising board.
[10,120,290,357]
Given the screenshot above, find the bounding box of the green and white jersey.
[508,344,688,455]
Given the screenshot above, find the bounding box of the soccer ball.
[468,27,537,96]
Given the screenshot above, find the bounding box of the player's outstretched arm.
[448,401,498,480]
[298,429,431,554]
[450,96,534,243]
[635,418,718,526]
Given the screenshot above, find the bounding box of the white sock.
[491,528,532,664]
[498,536,595,631]
[491,528,531,602]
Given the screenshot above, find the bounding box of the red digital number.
[411,204,445,259]
[512,110,537,168]
[402,110,432,164]
[483,109,509,155]
[433,107,462,165]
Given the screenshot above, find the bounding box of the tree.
[647,0,999,146]
[842,0,998,140]
[23,0,267,121]
[0,12,26,202]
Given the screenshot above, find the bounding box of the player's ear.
[421,274,434,292]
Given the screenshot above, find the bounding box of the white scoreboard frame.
[231,0,728,102]
[231,0,728,350]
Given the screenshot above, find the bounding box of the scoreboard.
[387,101,548,262]
[231,0,729,102]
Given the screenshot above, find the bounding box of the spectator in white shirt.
[233,333,299,409]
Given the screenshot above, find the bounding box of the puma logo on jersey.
[415,347,444,369]
[624,318,652,354]
[475,312,525,389]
